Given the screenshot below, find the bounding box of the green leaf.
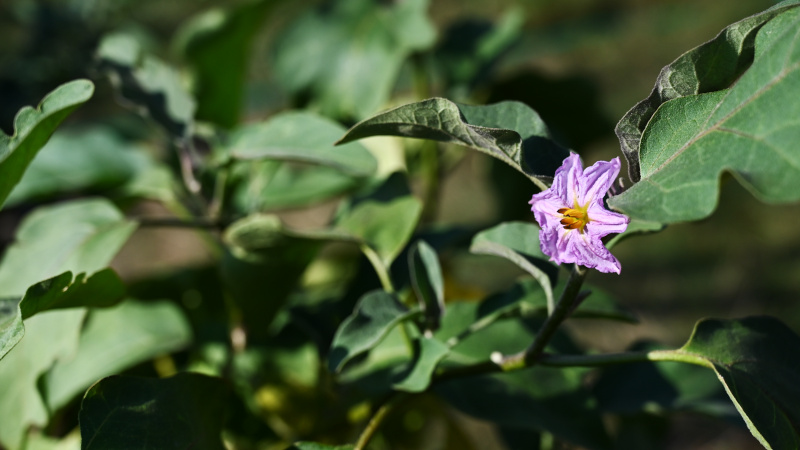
[289,443,355,450]
[174,0,273,128]
[470,221,557,313]
[0,270,125,361]
[44,300,192,412]
[335,173,423,268]
[0,80,94,209]
[609,6,800,223]
[0,198,137,297]
[222,214,325,339]
[392,336,449,392]
[0,309,85,449]
[615,1,800,182]
[97,32,195,138]
[272,0,435,120]
[337,98,569,184]
[673,317,800,449]
[408,240,445,331]
[227,160,362,213]
[328,290,419,373]
[79,373,227,450]
[225,111,377,177]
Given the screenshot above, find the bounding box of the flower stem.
[354,393,408,450]
[361,245,395,294]
[502,266,587,370]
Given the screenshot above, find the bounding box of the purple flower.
[529,153,629,274]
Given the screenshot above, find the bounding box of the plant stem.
[361,245,394,293]
[137,217,225,229]
[501,266,587,370]
[538,349,714,369]
[354,393,408,450]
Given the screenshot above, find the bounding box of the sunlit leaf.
[79,373,226,449]
[408,240,445,331]
[0,198,137,297]
[225,111,377,177]
[615,1,800,182]
[174,0,273,128]
[338,98,568,184]
[0,80,94,209]
[610,6,800,223]
[272,0,435,120]
[328,290,419,373]
[0,309,84,448]
[44,300,192,412]
[335,173,423,268]
[97,32,195,138]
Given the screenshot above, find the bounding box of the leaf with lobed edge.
[337,98,569,186]
[0,80,94,210]
[615,0,800,182]
[610,6,800,223]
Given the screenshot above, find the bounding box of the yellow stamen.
[558,206,589,233]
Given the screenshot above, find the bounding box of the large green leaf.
[672,317,800,449]
[97,32,195,138]
[0,270,125,361]
[0,198,137,297]
[44,300,192,412]
[0,309,85,449]
[615,1,800,182]
[337,98,568,184]
[609,5,800,223]
[328,290,419,373]
[79,373,227,449]
[272,0,435,120]
[5,127,149,207]
[225,111,377,177]
[0,80,94,209]
[174,0,273,128]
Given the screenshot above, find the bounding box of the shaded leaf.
[225,111,377,177]
[436,368,611,450]
[174,0,273,128]
[408,240,445,331]
[97,32,195,138]
[337,98,569,184]
[0,80,94,209]
[610,6,800,223]
[675,316,800,449]
[289,443,355,450]
[44,300,192,412]
[79,373,226,450]
[616,1,800,182]
[328,290,419,373]
[392,336,449,392]
[222,214,325,340]
[272,0,435,120]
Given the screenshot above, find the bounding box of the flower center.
[557,205,589,233]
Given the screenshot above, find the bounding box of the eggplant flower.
[529,153,629,274]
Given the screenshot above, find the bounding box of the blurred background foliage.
[1,0,797,449]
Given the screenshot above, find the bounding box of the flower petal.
[579,157,621,206]
[558,153,584,206]
[562,231,622,274]
[586,203,629,237]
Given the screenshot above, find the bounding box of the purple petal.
[561,231,622,274]
[578,157,621,206]
[556,153,583,205]
[586,203,629,237]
